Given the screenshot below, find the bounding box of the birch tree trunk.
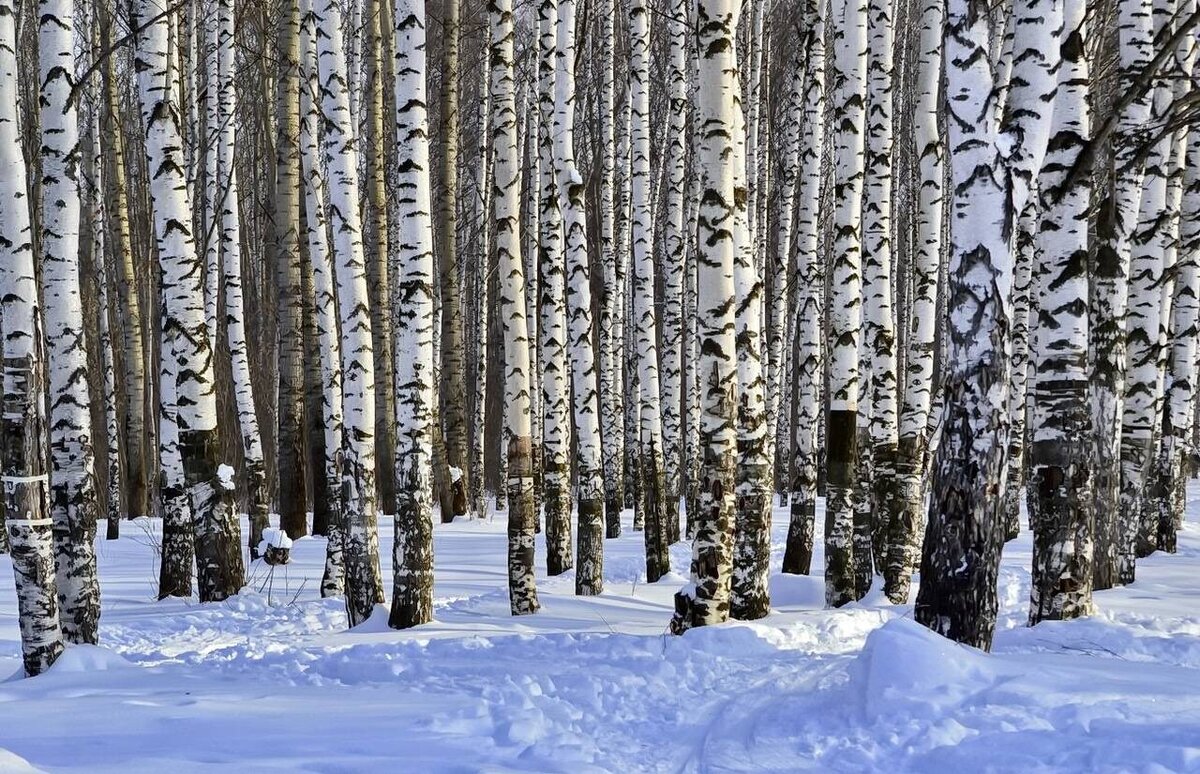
[1027,0,1093,624]
[537,0,572,574]
[312,0,385,624]
[597,0,624,539]
[299,8,347,598]
[136,0,244,604]
[468,24,492,520]
[1091,0,1152,589]
[670,0,740,633]
[0,0,63,675]
[40,0,100,644]
[492,0,539,616]
[885,0,942,600]
[629,0,670,582]
[276,0,309,540]
[389,0,437,628]
[824,0,869,608]
[438,0,469,521]
[782,0,826,577]
[216,0,269,559]
[915,0,1059,649]
[659,0,689,548]
[553,0,607,592]
[1002,208,1036,541]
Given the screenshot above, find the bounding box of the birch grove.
[0,0,1198,680]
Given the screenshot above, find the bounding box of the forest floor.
[2,488,1200,772]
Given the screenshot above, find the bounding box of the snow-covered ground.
[3,488,1200,773]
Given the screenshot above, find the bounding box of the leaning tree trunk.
[782,0,826,577]
[312,0,385,625]
[1027,0,1093,625]
[554,0,606,593]
[824,0,869,608]
[40,0,101,645]
[914,0,1059,650]
[135,0,244,604]
[629,0,670,582]
[670,0,740,634]
[389,0,437,629]
[0,0,63,675]
[492,0,540,616]
[298,8,347,598]
[216,0,269,559]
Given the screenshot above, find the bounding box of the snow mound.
[0,747,40,773]
[257,528,294,555]
[217,464,236,490]
[768,572,825,608]
[48,645,136,674]
[848,617,998,721]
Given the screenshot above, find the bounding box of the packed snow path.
[3,490,1200,772]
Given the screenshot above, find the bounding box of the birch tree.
[629,0,670,582]
[389,0,437,628]
[135,0,244,604]
[554,0,606,592]
[311,0,385,624]
[915,0,1060,649]
[671,0,740,633]
[492,0,540,616]
[824,0,869,608]
[0,0,62,675]
[782,0,826,577]
[1027,0,1093,624]
[40,0,100,644]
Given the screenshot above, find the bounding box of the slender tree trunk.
[0,0,63,675]
[41,0,101,644]
[670,0,740,633]
[1091,0,1152,590]
[276,0,309,540]
[102,0,148,521]
[553,0,606,592]
[492,0,539,616]
[299,7,347,598]
[1002,207,1036,541]
[311,0,385,624]
[136,0,244,604]
[629,0,670,582]
[782,0,826,577]
[438,0,469,521]
[1027,0,1093,624]
[886,0,942,600]
[389,0,437,628]
[824,0,869,608]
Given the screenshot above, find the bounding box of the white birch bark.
[299,10,347,599]
[389,0,437,628]
[135,0,243,604]
[915,0,1060,649]
[824,0,870,607]
[553,0,606,591]
[670,0,740,633]
[0,0,62,675]
[310,0,385,624]
[782,0,826,578]
[40,0,100,644]
[630,0,670,581]
[493,0,539,615]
